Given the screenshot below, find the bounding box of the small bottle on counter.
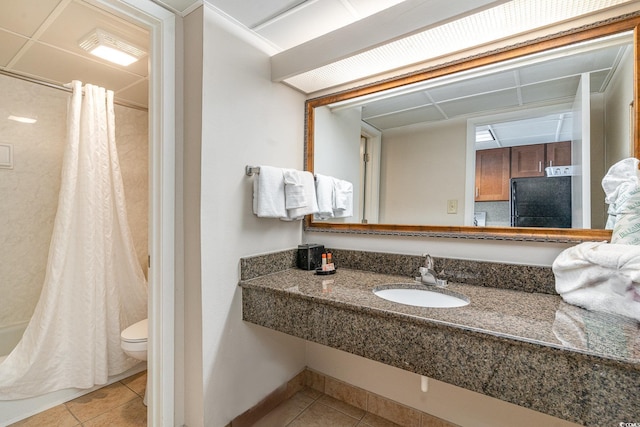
[321,253,327,270]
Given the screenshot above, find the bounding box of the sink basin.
[373,285,469,308]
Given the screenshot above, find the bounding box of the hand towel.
[252,166,287,218]
[283,170,318,220]
[333,179,353,218]
[283,169,308,209]
[552,241,640,321]
[314,174,334,220]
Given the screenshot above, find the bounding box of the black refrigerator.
[510,176,572,228]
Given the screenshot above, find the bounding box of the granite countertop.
[240,249,640,425]
[240,268,640,367]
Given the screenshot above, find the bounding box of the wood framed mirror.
[304,14,640,242]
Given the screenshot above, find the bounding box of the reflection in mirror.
[308,19,638,241]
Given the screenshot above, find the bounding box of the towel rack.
[245,165,318,181]
[245,165,260,176]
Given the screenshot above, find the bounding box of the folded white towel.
[252,166,287,218]
[314,174,334,220]
[283,170,318,220]
[333,179,353,218]
[283,170,308,209]
[552,241,640,321]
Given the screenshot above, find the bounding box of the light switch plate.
[0,143,13,169]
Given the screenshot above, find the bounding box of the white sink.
[373,286,469,308]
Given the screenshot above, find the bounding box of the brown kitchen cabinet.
[511,141,572,178]
[475,147,510,201]
[475,142,572,201]
[546,141,571,167]
[511,144,545,177]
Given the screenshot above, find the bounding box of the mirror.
[305,15,640,242]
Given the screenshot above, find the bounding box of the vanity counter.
[240,266,639,426]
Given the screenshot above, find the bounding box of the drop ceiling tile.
[520,78,579,105]
[366,104,443,130]
[426,71,516,102]
[0,30,28,66]
[38,1,149,77]
[256,0,354,50]
[439,89,519,118]
[206,0,305,28]
[0,0,62,37]
[13,42,141,91]
[362,92,431,118]
[518,45,624,86]
[115,79,148,108]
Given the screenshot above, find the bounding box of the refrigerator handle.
[511,181,517,226]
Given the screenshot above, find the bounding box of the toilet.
[120,318,148,405]
[120,318,148,361]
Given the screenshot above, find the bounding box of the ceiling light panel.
[285,0,633,93]
[79,29,145,66]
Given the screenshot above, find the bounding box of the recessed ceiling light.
[79,29,145,66]
[8,115,37,124]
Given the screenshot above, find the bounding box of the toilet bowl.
[121,318,148,405]
[120,318,148,361]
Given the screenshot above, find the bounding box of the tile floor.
[11,370,452,427]
[9,371,147,427]
[253,386,408,427]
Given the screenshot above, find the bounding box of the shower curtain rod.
[0,69,148,112]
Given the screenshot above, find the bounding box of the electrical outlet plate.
[447,199,458,214]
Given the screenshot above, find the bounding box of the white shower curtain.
[0,81,147,399]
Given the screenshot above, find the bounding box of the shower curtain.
[0,81,147,399]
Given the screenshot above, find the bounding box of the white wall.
[314,106,362,222]
[183,6,308,426]
[380,118,467,224]
[604,47,634,165]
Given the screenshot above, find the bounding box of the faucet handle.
[423,254,434,269]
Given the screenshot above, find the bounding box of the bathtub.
[0,321,28,360]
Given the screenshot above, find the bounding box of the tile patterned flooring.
[11,370,453,427]
[9,371,147,427]
[253,386,451,427]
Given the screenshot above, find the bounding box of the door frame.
[88,0,177,425]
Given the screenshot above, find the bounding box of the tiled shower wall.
[0,74,148,331]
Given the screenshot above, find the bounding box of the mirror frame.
[304,13,640,242]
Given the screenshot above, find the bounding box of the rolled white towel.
[552,241,640,321]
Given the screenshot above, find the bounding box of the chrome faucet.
[418,254,447,287]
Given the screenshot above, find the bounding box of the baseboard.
[230,369,305,427]
[230,367,457,427]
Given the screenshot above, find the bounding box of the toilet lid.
[121,318,147,342]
